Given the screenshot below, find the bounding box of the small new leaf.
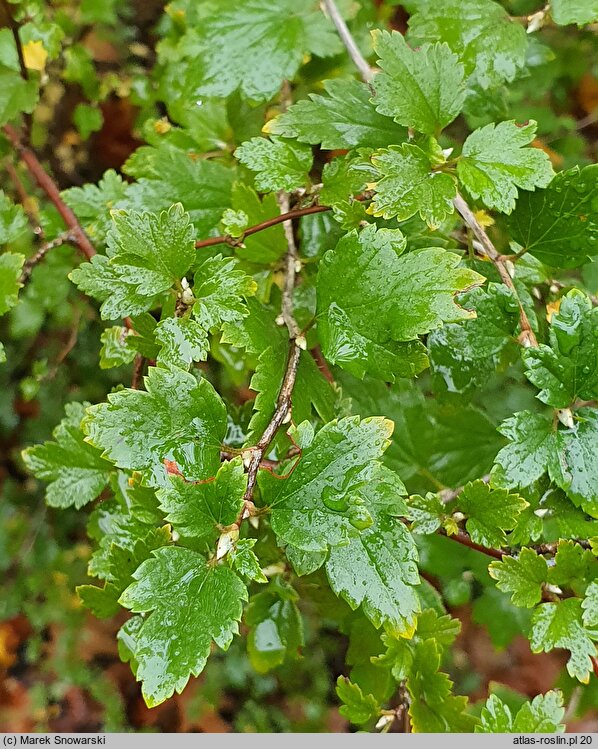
[369,142,457,228]
[477,692,565,733]
[488,548,548,608]
[457,481,527,548]
[193,255,257,331]
[235,137,312,193]
[493,409,598,516]
[530,599,598,683]
[336,677,380,726]
[154,317,209,370]
[70,204,195,319]
[457,121,554,214]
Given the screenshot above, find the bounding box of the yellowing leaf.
[23,40,48,72]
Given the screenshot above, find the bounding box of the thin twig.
[278,192,301,338]
[195,204,331,249]
[240,195,303,510]
[439,528,507,560]
[1,0,27,81]
[320,0,374,84]
[20,231,75,283]
[453,193,538,347]
[3,125,96,260]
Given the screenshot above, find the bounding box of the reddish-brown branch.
[195,203,331,249]
[592,655,598,679]
[3,125,96,260]
[310,345,335,383]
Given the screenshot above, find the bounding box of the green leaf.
[369,143,457,228]
[488,548,548,607]
[317,225,482,381]
[477,692,565,733]
[523,291,598,407]
[336,676,380,726]
[154,317,209,370]
[325,466,420,635]
[228,538,267,583]
[551,0,598,25]
[264,416,393,552]
[83,365,227,486]
[99,326,136,370]
[512,692,565,733]
[0,191,28,244]
[192,255,257,330]
[407,492,446,534]
[266,78,406,150]
[407,0,528,89]
[157,458,246,543]
[493,408,598,517]
[0,252,24,316]
[457,481,527,548]
[374,609,460,681]
[78,525,172,618]
[70,204,195,319]
[86,485,164,581]
[530,599,598,683]
[187,0,341,101]
[246,582,304,672]
[22,402,113,509]
[371,30,465,136]
[227,183,287,264]
[122,145,234,237]
[119,546,247,706]
[457,121,554,214]
[582,581,598,627]
[73,102,102,140]
[407,639,478,732]
[62,170,129,244]
[341,375,504,490]
[548,541,595,592]
[0,64,38,127]
[235,137,312,193]
[507,165,598,268]
[428,283,520,396]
